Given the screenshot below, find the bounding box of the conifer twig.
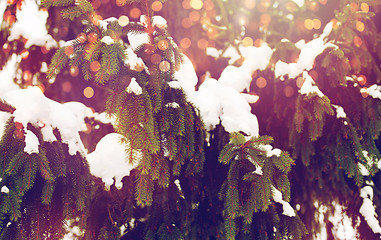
[0,98,15,114]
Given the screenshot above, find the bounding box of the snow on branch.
[87,133,140,190]
[272,185,296,217]
[1,87,85,156]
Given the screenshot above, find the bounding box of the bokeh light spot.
[158,40,169,51]
[77,33,87,43]
[90,61,101,72]
[356,21,365,32]
[254,38,263,47]
[116,0,127,7]
[182,18,192,28]
[88,32,98,43]
[354,36,362,47]
[313,19,321,29]
[197,38,209,49]
[358,75,367,86]
[64,46,74,56]
[244,0,256,9]
[84,87,94,98]
[242,37,254,47]
[182,0,191,9]
[256,77,267,88]
[130,8,141,19]
[152,1,163,12]
[350,2,358,12]
[260,14,271,26]
[361,3,369,13]
[62,81,73,93]
[189,11,201,22]
[204,0,214,10]
[296,77,305,88]
[70,65,79,77]
[151,54,162,65]
[190,0,203,10]
[180,38,192,49]
[284,86,294,97]
[159,61,170,72]
[118,15,129,27]
[23,70,32,82]
[21,49,29,59]
[304,19,314,30]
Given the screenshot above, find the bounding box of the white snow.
[127,32,150,50]
[152,16,167,28]
[165,102,180,108]
[358,163,370,176]
[291,0,305,7]
[300,71,324,97]
[332,104,347,119]
[8,0,57,48]
[101,36,114,45]
[271,185,296,217]
[86,133,140,190]
[24,130,40,154]
[365,84,381,100]
[173,54,198,98]
[260,145,282,157]
[1,186,9,194]
[124,47,146,71]
[359,186,381,234]
[97,17,118,31]
[275,23,336,80]
[126,78,142,95]
[2,87,85,156]
[0,54,21,96]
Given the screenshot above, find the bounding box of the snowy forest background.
[0,0,381,239]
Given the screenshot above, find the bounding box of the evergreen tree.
[0,0,381,239]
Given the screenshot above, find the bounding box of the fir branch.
[41,0,75,7]
[0,98,15,114]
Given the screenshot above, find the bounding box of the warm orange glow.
[182,18,192,28]
[70,66,79,77]
[296,77,305,88]
[84,87,94,98]
[308,1,319,12]
[64,46,74,56]
[182,0,191,9]
[284,86,294,97]
[116,0,127,7]
[130,8,141,19]
[152,1,163,12]
[254,38,263,47]
[151,54,162,65]
[159,61,170,72]
[90,61,101,72]
[358,75,367,86]
[88,32,98,43]
[92,14,103,26]
[350,2,358,12]
[62,81,73,93]
[92,0,101,9]
[41,45,50,54]
[286,2,297,12]
[190,0,203,10]
[23,70,32,82]
[158,40,169,51]
[309,70,318,80]
[204,0,214,10]
[180,38,192,49]
[244,0,256,9]
[197,38,209,49]
[256,77,267,88]
[319,0,327,5]
[118,15,129,27]
[356,21,365,32]
[360,88,368,98]
[313,19,321,29]
[189,11,201,22]
[206,28,218,39]
[77,33,87,43]
[38,84,45,93]
[330,18,339,29]
[354,36,362,47]
[21,49,29,59]
[260,14,271,26]
[304,19,314,30]
[361,3,369,13]
[242,37,254,47]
